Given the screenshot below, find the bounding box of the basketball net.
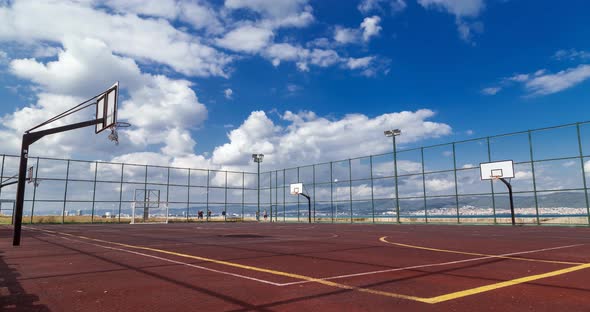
[108,122,131,145]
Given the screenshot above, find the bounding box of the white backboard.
[96,82,119,134]
[480,160,514,180]
[290,183,303,195]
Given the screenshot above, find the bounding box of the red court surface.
[1,223,590,311]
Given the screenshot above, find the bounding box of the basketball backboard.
[96,82,119,133]
[290,183,303,195]
[480,160,514,180]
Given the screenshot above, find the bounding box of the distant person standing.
[263,210,268,221]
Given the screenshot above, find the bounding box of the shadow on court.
[0,250,51,312]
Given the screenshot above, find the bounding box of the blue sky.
[0,0,589,173]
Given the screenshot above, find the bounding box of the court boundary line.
[379,236,584,265]
[279,243,583,286]
[24,227,590,304]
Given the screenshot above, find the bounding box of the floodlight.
[252,154,264,163]
[384,129,402,137]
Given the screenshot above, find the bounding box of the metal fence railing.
[1,120,589,225]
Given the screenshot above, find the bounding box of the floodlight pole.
[385,129,401,223]
[498,178,516,226]
[13,119,102,246]
[298,193,312,224]
[252,154,264,222]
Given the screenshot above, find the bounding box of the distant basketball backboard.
[480,160,514,180]
[290,183,303,195]
[95,82,119,134]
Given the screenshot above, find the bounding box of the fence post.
[348,159,353,223]
[225,171,228,222]
[206,170,210,222]
[30,158,40,224]
[0,155,5,200]
[487,137,497,224]
[62,160,70,224]
[330,161,334,223]
[312,165,316,222]
[118,164,124,223]
[187,169,191,222]
[576,123,590,225]
[528,131,540,225]
[297,167,300,222]
[370,156,375,223]
[241,172,245,221]
[90,161,98,223]
[421,148,428,223]
[453,143,460,223]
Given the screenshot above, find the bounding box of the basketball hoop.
[108,121,131,145]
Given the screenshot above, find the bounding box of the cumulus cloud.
[0,0,232,77]
[211,109,452,170]
[361,16,382,41]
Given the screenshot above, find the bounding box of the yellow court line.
[379,236,583,265]
[426,262,590,303]
[29,228,590,304]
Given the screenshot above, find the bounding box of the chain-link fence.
[1,121,589,225]
[0,156,259,224]
[263,121,590,225]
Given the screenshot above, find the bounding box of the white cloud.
[525,65,590,96]
[224,88,233,99]
[10,37,142,97]
[211,109,452,169]
[417,0,485,18]
[216,25,274,53]
[358,0,407,14]
[425,178,454,192]
[346,57,374,70]
[554,49,590,61]
[417,0,485,42]
[585,160,590,174]
[334,16,382,45]
[334,27,360,44]
[493,64,590,96]
[361,16,382,41]
[0,0,232,77]
[481,87,501,95]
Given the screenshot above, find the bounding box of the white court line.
[33,230,286,286]
[278,244,583,286]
